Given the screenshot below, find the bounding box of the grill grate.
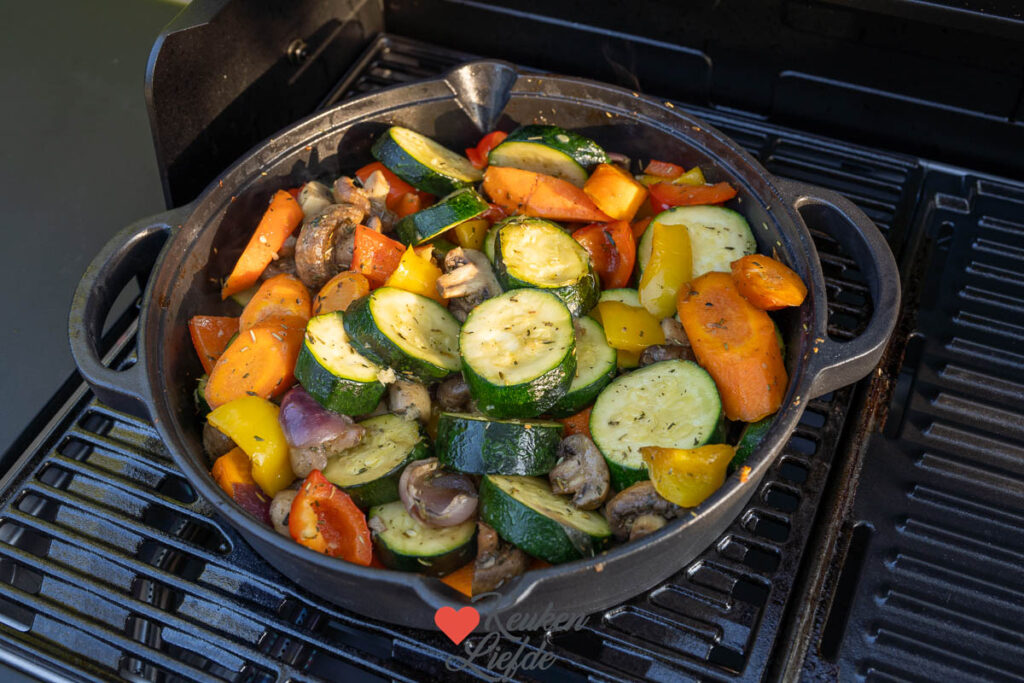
[0,35,924,681]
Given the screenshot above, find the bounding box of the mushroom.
[297,181,334,220]
[639,344,695,366]
[294,203,365,290]
[660,317,690,346]
[388,380,431,422]
[549,434,610,510]
[472,522,529,594]
[437,375,472,411]
[269,489,298,537]
[202,422,236,463]
[331,177,371,216]
[399,458,478,527]
[361,169,397,233]
[604,481,682,541]
[436,248,502,322]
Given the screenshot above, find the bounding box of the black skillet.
[68,62,899,630]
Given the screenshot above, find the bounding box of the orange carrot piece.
[440,562,475,597]
[557,406,592,439]
[239,274,311,331]
[482,166,611,223]
[394,192,424,218]
[730,254,808,311]
[211,447,256,497]
[528,558,552,570]
[351,226,406,287]
[582,163,649,222]
[188,316,239,374]
[312,271,370,316]
[204,326,303,409]
[677,272,787,422]
[221,190,305,299]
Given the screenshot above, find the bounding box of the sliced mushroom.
[399,458,478,527]
[639,343,695,366]
[202,422,236,463]
[437,248,502,322]
[388,380,431,422]
[549,434,610,510]
[660,317,690,346]
[472,522,529,594]
[437,375,472,411]
[361,169,397,233]
[294,203,365,290]
[297,181,334,220]
[269,489,298,537]
[604,481,681,541]
[331,176,371,216]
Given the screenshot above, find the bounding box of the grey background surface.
[0,0,184,459]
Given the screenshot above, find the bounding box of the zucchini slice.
[638,206,756,279]
[547,317,617,418]
[480,475,611,564]
[395,188,489,245]
[591,360,722,490]
[344,287,461,383]
[435,413,563,475]
[460,289,576,418]
[368,501,477,576]
[294,312,387,415]
[487,125,608,187]
[730,415,773,473]
[323,414,430,508]
[493,217,599,316]
[371,126,482,196]
[483,222,500,262]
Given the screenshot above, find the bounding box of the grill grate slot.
[0,33,943,682]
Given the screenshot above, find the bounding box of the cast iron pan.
[68,62,899,630]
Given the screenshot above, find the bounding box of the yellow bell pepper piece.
[453,218,490,251]
[595,301,665,353]
[640,444,735,507]
[638,220,693,319]
[207,396,294,496]
[674,166,706,186]
[385,246,444,303]
[616,349,641,369]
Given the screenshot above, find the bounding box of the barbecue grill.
[3,0,1023,680]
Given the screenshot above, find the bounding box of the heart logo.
[434,606,480,645]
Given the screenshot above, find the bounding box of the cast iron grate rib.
[0,35,916,681]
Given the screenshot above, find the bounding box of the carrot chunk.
[730,254,808,310]
[221,190,305,299]
[482,166,611,223]
[188,316,239,374]
[239,274,311,331]
[204,326,303,409]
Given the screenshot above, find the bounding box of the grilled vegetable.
[398,458,478,527]
[677,272,787,422]
[207,396,295,496]
[211,447,272,524]
[344,287,461,383]
[582,163,648,221]
[493,217,599,316]
[465,131,508,169]
[571,220,636,291]
[590,360,722,490]
[604,481,681,541]
[312,271,370,316]
[395,188,489,245]
[547,317,617,418]
[294,312,386,415]
[593,300,665,353]
[641,444,735,507]
[482,166,611,223]
[222,190,305,298]
[372,126,482,196]
[487,124,607,187]
[637,218,692,319]
[384,247,444,303]
[368,501,477,575]
[279,386,366,478]
[479,475,611,564]
[204,326,303,408]
[648,181,737,211]
[731,415,773,472]
[548,434,610,510]
[239,273,311,331]
[459,289,576,418]
[189,316,239,374]
[351,225,406,287]
[435,413,563,475]
[638,206,755,279]
[322,413,429,508]
[730,254,808,310]
[290,469,373,565]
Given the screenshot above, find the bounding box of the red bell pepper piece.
[188,316,239,374]
[394,192,425,218]
[480,203,508,223]
[643,160,684,179]
[286,187,302,199]
[355,162,434,211]
[557,406,592,439]
[465,131,508,170]
[571,220,636,290]
[289,470,372,565]
[351,225,405,287]
[648,181,737,211]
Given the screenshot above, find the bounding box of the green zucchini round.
[368,501,477,576]
[547,317,617,418]
[435,412,563,475]
[487,124,608,187]
[394,188,489,245]
[371,126,482,196]
[294,312,387,415]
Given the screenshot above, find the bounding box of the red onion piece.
[399,458,478,527]
[279,386,363,448]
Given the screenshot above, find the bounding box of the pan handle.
[775,178,901,399]
[68,206,190,416]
